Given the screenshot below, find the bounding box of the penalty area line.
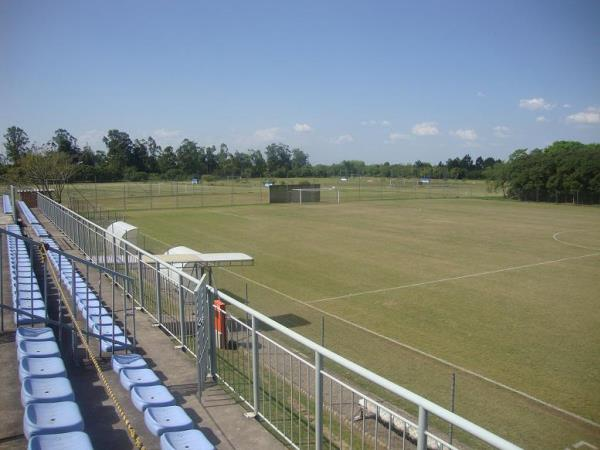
[219,264,600,430]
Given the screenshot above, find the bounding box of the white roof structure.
[142,246,254,267]
[107,221,138,242]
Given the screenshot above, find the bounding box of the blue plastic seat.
[100,333,131,352]
[160,429,214,450]
[111,353,147,374]
[27,431,93,450]
[81,306,110,319]
[14,310,47,325]
[21,377,75,406]
[144,405,194,436]
[16,299,46,311]
[92,321,124,337]
[23,401,84,439]
[16,327,54,346]
[18,340,60,361]
[131,384,176,412]
[19,357,66,382]
[119,368,160,391]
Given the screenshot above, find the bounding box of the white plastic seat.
[16,327,54,346]
[160,429,214,450]
[23,401,84,439]
[21,377,75,406]
[119,368,160,391]
[19,357,66,382]
[111,353,147,373]
[18,340,60,361]
[143,405,194,436]
[131,384,176,411]
[27,431,93,450]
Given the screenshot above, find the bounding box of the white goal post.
[291,186,340,204]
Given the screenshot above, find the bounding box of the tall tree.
[3,126,30,163]
[51,129,80,160]
[103,129,133,173]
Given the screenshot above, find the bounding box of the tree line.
[2,126,599,203]
[485,141,600,203]
[1,126,500,182]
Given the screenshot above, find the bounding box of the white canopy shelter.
[107,221,138,242]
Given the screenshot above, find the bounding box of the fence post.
[251,315,260,415]
[178,274,185,347]
[156,262,162,325]
[315,350,323,450]
[417,406,428,450]
[138,251,145,309]
[208,270,217,379]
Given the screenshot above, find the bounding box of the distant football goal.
[269,184,340,204]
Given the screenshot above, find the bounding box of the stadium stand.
[17,200,39,225]
[7,224,46,325]
[3,194,12,214]
[6,226,92,447]
[11,207,214,449]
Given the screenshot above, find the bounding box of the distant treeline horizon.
[2,127,599,203]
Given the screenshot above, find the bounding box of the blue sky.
[1,0,599,164]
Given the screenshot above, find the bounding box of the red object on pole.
[214,299,227,348]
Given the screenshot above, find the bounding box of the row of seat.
[16,327,93,449]
[26,210,212,448]
[31,223,49,238]
[5,221,93,449]
[112,354,214,449]
[3,194,12,214]
[18,200,39,225]
[41,236,132,353]
[6,224,46,325]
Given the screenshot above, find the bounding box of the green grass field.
[71,182,600,449]
[65,177,498,213]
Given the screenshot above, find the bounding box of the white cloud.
[412,122,439,136]
[254,127,279,141]
[566,107,600,125]
[562,104,572,108]
[493,126,510,138]
[361,119,389,127]
[519,98,554,110]
[293,123,312,133]
[536,116,548,123]
[387,132,410,143]
[333,134,354,144]
[153,128,181,139]
[451,129,478,141]
[477,91,486,97]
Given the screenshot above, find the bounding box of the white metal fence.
[36,192,520,450]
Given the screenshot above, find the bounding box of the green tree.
[51,129,80,160]
[3,126,30,163]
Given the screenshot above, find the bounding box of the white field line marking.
[553,231,600,251]
[310,252,600,304]
[221,252,600,429]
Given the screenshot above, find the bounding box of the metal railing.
[35,192,521,450]
[0,227,135,359]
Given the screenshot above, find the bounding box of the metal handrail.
[35,191,521,450]
[209,288,521,450]
[37,193,201,290]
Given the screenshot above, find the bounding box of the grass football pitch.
[100,191,600,449]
